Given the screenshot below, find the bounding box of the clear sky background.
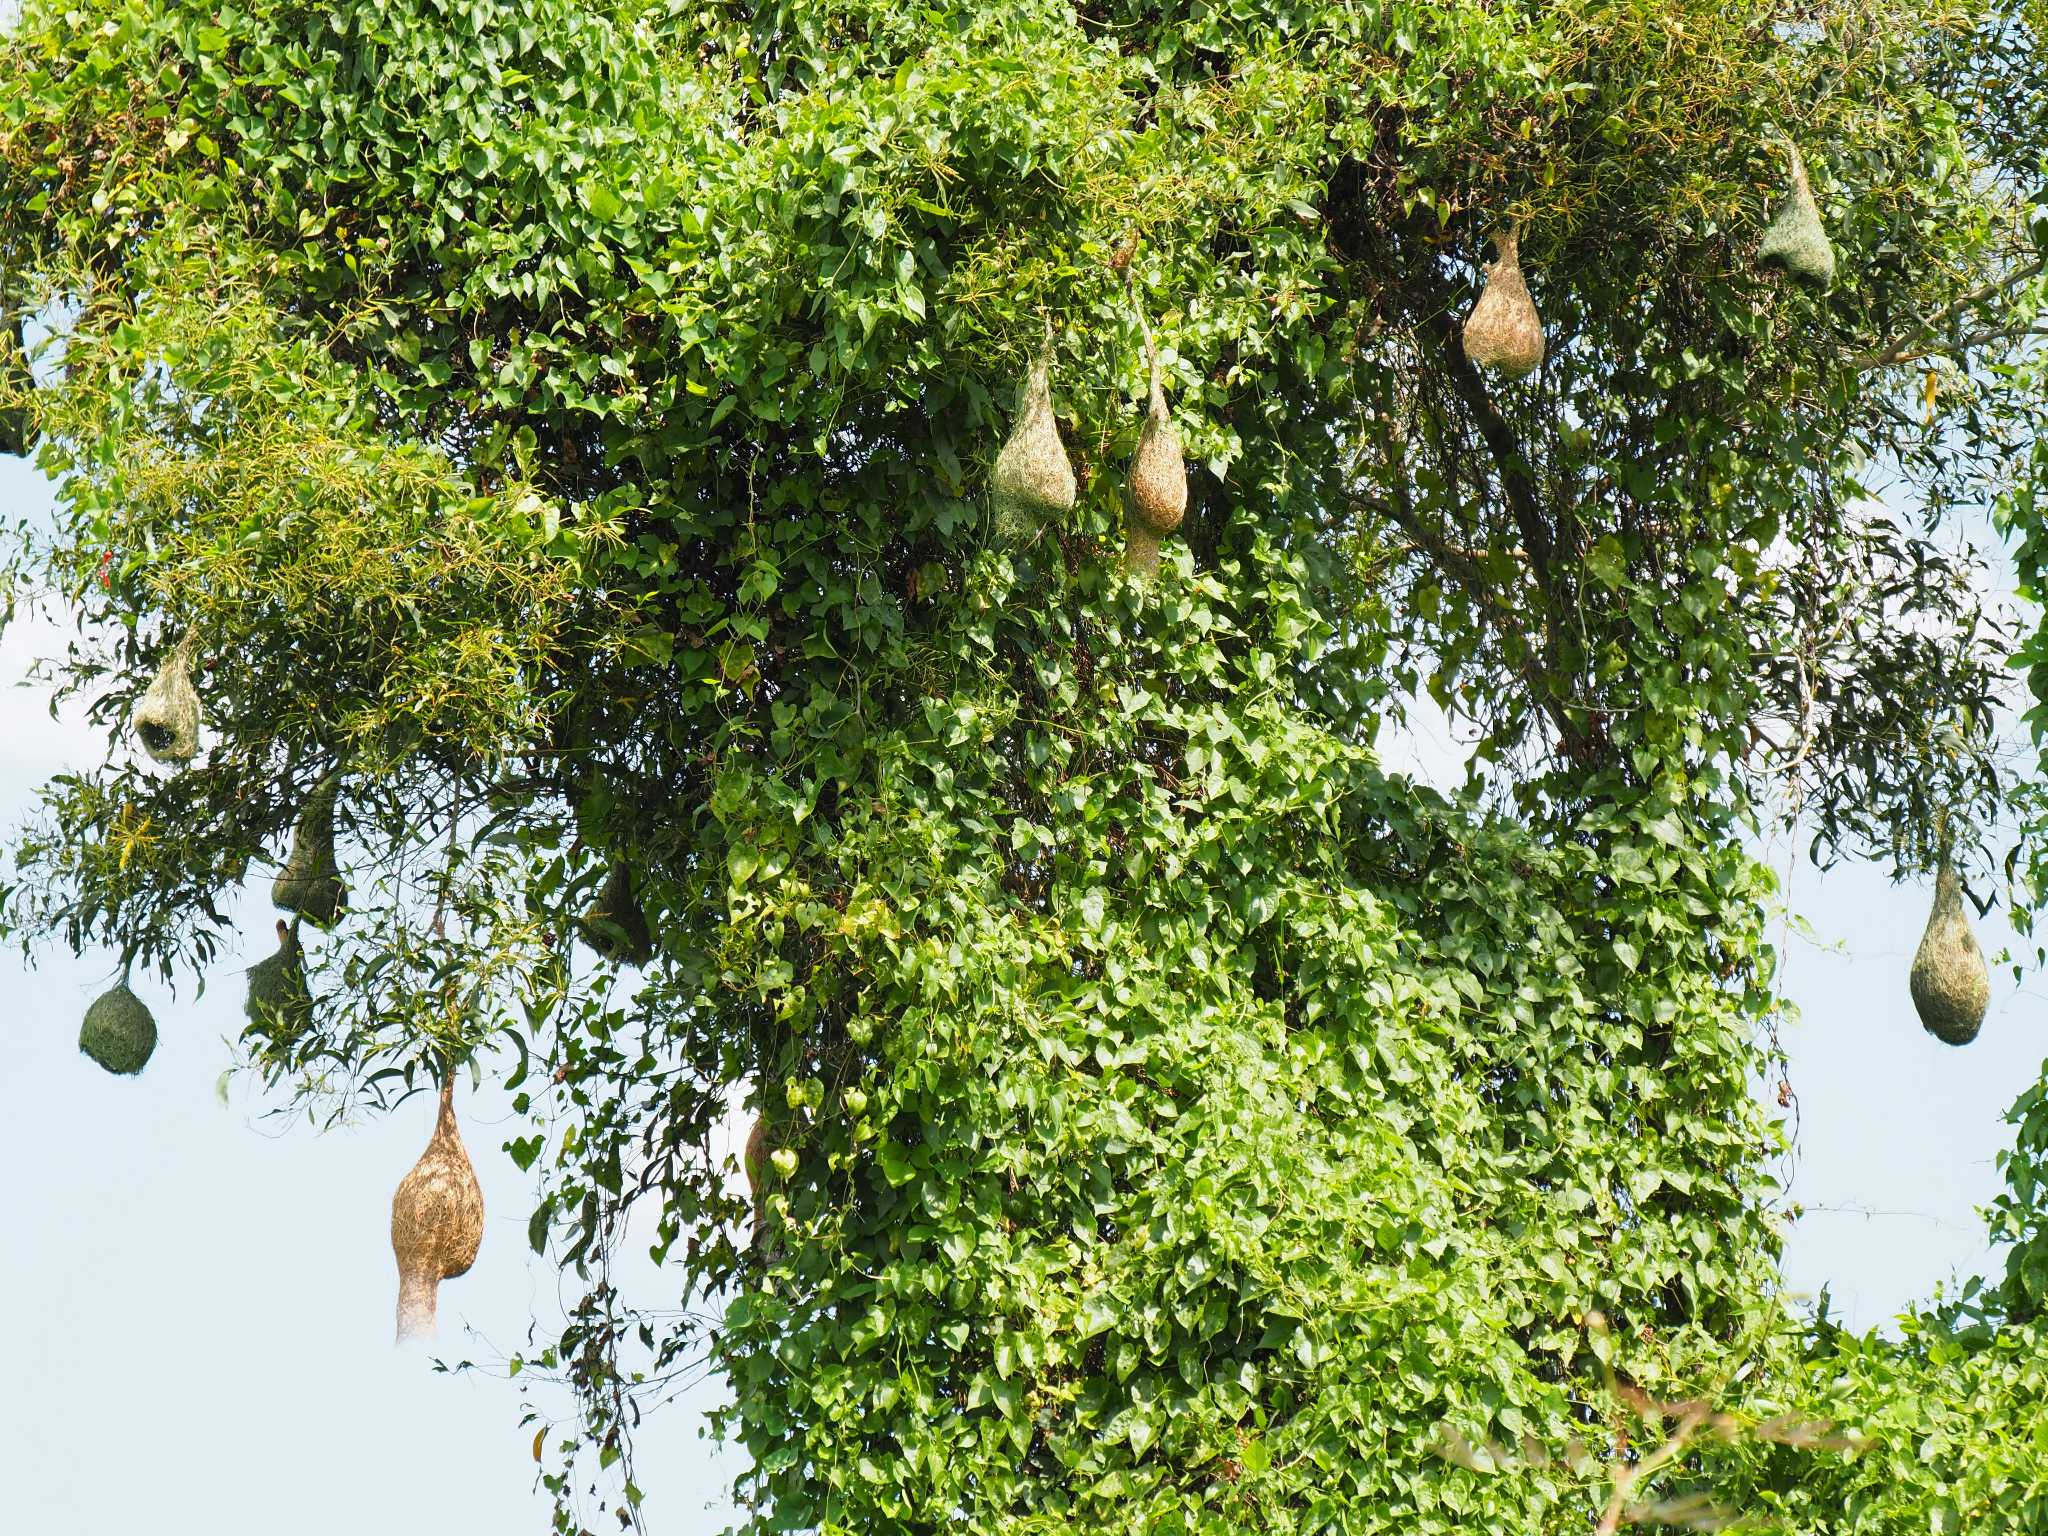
[1,441,2039,1534]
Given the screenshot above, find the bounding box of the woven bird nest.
[579,861,654,967]
[1757,140,1835,290]
[1910,862,1988,1046]
[391,1078,485,1342]
[273,774,346,926]
[130,632,202,765]
[80,978,157,1075]
[989,327,1076,543]
[1126,308,1187,580]
[1462,226,1545,378]
[244,918,313,1038]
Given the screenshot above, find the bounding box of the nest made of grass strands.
[130,631,202,765]
[0,310,31,458]
[989,325,1076,543]
[1757,139,1836,290]
[244,918,313,1040]
[391,1078,485,1343]
[579,861,654,967]
[273,775,346,926]
[1461,225,1545,378]
[1911,860,1989,1046]
[1125,307,1187,581]
[80,977,157,1075]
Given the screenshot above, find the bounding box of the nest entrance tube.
[988,324,1076,543]
[1910,858,1989,1046]
[1461,225,1545,378]
[390,1078,485,1343]
[130,632,202,765]
[1757,140,1835,290]
[80,974,157,1075]
[1125,307,1187,581]
[273,775,346,926]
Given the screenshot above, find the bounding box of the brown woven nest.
[1125,308,1187,581]
[989,326,1076,542]
[131,631,202,765]
[1909,862,1988,1046]
[390,1078,485,1342]
[1462,226,1545,378]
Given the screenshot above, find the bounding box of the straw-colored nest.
[390,1079,485,1342]
[1462,227,1545,378]
[1757,141,1836,290]
[1909,865,1988,1046]
[1126,312,1187,580]
[579,862,654,967]
[989,333,1076,542]
[130,633,202,764]
[273,776,347,926]
[80,981,157,1075]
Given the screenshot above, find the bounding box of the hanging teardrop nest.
[1125,306,1187,581]
[1757,139,1836,290]
[80,976,157,1075]
[0,309,32,458]
[744,1112,773,1237]
[244,918,313,1040]
[1462,224,1545,378]
[273,773,347,926]
[988,324,1076,544]
[579,861,654,967]
[391,1077,485,1342]
[1910,854,1989,1046]
[130,631,202,765]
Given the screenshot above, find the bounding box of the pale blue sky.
[1,437,2038,1532]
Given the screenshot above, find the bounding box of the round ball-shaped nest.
[80,983,158,1075]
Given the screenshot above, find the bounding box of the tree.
[4,0,2048,1529]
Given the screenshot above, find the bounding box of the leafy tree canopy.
[5,0,2048,1529]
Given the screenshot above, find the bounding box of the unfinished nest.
[1461,226,1545,378]
[80,978,157,1076]
[1125,308,1187,581]
[130,632,202,765]
[390,1078,485,1342]
[744,1113,772,1236]
[1757,140,1836,290]
[579,861,654,967]
[1910,861,1988,1046]
[273,775,346,926]
[244,918,312,1039]
[989,327,1076,543]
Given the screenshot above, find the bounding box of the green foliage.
[4,0,2048,1530]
